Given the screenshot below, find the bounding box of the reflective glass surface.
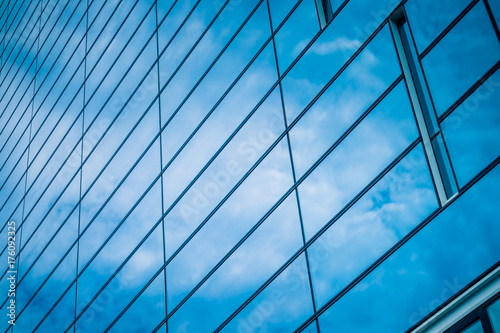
[461,321,484,333]
[421,1,500,116]
[441,69,500,187]
[1,0,499,331]
[318,164,500,332]
[489,298,500,332]
[405,0,471,53]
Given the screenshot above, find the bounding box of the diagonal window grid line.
[437,60,500,123]
[0,0,15,34]
[0,0,59,101]
[8,0,256,327]
[417,0,479,60]
[0,0,120,229]
[0,0,75,141]
[0,0,93,197]
[6,0,398,326]
[0,0,196,314]
[292,153,500,332]
[154,76,409,333]
[154,0,169,326]
[0,0,84,173]
[0,0,37,72]
[0,0,186,268]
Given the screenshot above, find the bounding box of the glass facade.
[0,0,499,332]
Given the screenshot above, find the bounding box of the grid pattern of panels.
[0,0,499,332]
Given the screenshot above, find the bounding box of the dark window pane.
[317,164,500,332]
[460,321,484,333]
[421,2,500,116]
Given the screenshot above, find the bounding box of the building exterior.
[0,0,499,331]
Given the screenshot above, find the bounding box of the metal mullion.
[266,0,321,331]
[417,0,479,60]
[296,154,500,332]
[154,2,168,331]
[0,0,36,72]
[390,16,453,205]
[0,0,83,176]
[0,0,55,98]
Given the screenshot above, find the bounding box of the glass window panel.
[288,25,401,177]
[461,321,484,333]
[490,0,500,27]
[221,254,314,333]
[273,0,319,71]
[76,224,164,332]
[488,297,500,332]
[167,195,303,332]
[421,1,500,116]
[77,177,162,302]
[281,0,402,124]
[159,2,269,129]
[160,43,277,210]
[441,69,500,187]
[107,269,166,333]
[166,137,294,312]
[298,81,419,240]
[268,0,300,29]
[317,163,500,332]
[18,174,80,282]
[309,144,438,308]
[162,87,284,259]
[405,0,471,53]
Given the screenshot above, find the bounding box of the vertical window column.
[314,0,333,29]
[389,10,459,206]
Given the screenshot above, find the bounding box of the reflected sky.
[0,0,499,332]
[318,163,500,332]
[421,1,500,116]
